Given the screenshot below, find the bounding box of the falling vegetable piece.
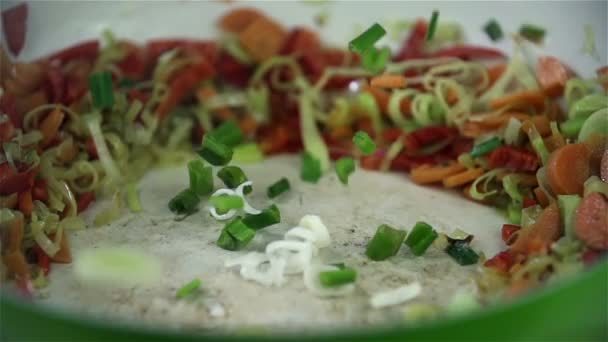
[335,157,355,185]
[208,120,244,148]
[445,241,479,266]
[352,131,377,155]
[366,224,407,261]
[301,152,322,183]
[168,188,200,215]
[519,24,546,43]
[349,23,386,54]
[405,222,438,256]
[233,143,264,163]
[210,195,244,214]
[361,46,391,73]
[217,166,251,194]
[426,10,439,41]
[125,183,142,213]
[469,136,502,158]
[188,159,213,196]
[241,204,281,230]
[546,143,591,195]
[88,71,115,110]
[370,74,407,89]
[226,217,256,243]
[267,177,290,199]
[557,195,581,239]
[319,267,357,287]
[176,278,202,299]
[483,19,503,42]
[199,135,234,166]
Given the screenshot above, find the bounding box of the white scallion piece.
[369,282,422,308]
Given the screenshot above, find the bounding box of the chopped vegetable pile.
[0,3,606,323]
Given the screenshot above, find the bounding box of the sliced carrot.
[18,189,33,217]
[575,193,608,251]
[533,186,550,208]
[511,202,561,255]
[410,162,466,185]
[218,7,263,33]
[489,90,546,113]
[546,143,591,196]
[442,168,484,188]
[238,17,287,62]
[536,56,570,98]
[487,63,507,88]
[370,74,407,89]
[50,232,72,263]
[39,107,65,146]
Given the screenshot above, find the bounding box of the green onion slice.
[198,135,233,166]
[405,222,438,256]
[217,166,251,194]
[89,71,114,110]
[208,120,243,148]
[352,131,377,155]
[242,204,281,230]
[483,19,503,42]
[301,152,322,183]
[319,267,357,287]
[445,241,479,266]
[366,224,407,261]
[519,24,546,43]
[210,195,244,214]
[168,188,200,215]
[188,159,213,196]
[349,23,387,54]
[335,157,356,185]
[267,178,291,199]
[426,10,440,41]
[176,278,202,299]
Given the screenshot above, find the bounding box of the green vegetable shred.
[352,131,377,155]
[301,152,322,183]
[349,23,386,54]
[188,159,213,196]
[483,19,503,41]
[469,137,502,158]
[210,195,244,214]
[319,267,357,287]
[176,278,202,299]
[267,178,291,199]
[519,24,546,42]
[366,224,407,261]
[217,166,251,194]
[335,157,356,185]
[242,204,281,230]
[89,71,114,110]
[405,222,438,256]
[207,120,243,148]
[426,10,440,41]
[168,188,200,215]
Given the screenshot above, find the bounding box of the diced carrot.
[410,162,466,185]
[489,90,546,113]
[511,202,561,255]
[442,168,484,188]
[574,193,608,251]
[238,16,287,62]
[51,233,72,263]
[487,63,507,88]
[18,189,33,217]
[533,186,550,207]
[536,56,570,98]
[218,7,263,33]
[460,121,486,138]
[546,143,591,196]
[39,107,65,146]
[370,74,407,89]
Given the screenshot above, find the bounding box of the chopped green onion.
[168,188,200,215]
[301,152,322,183]
[125,182,142,213]
[366,224,407,261]
[217,166,251,194]
[267,178,290,199]
[519,24,546,43]
[319,267,357,287]
[198,135,233,166]
[568,94,608,119]
[426,10,440,41]
[89,71,114,110]
[188,159,213,196]
[349,23,386,54]
[210,195,244,214]
[469,137,502,158]
[361,46,391,74]
[208,120,243,148]
[445,241,479,266]
[405,222,438,256]
[483,19,503,42]
[233,143,264,163]
[335,157,356,185]
[560,116,587,139]
[524,125,549,165]
[352,131,376,155]
[558,195,581,239]
[217,229,238,251]
[242,204,281,230]
[176,278,202,299]
[225,218,256,243]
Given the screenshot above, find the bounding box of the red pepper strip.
[0,163,37,195]
[403,125,457,153]
[145,39,218,63]
[522,196,537,209]
[116,41,148,80]
[429,45,506,61]
[1,3,28,56]
[502,224,521,245]
[488,146,539,172]
[0,91,20,128]
[45,40,99,64]
[394,19,428,61]
[32,179,49,202]
[77,191,96,213]
[280,27,321,55]
[445,137,474,159]
[33,246,51,276]
[484,250,514,274]
[155,59,216,119]
[217,51,254,88]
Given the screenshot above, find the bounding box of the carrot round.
[442,168,484,188]
[370,74,407,89]
[511,202,561,255]
[410,162,466,185]
[575,193,608,251]
[547,143,591,195]
[489,90,546,113]
[218,7,263,33]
